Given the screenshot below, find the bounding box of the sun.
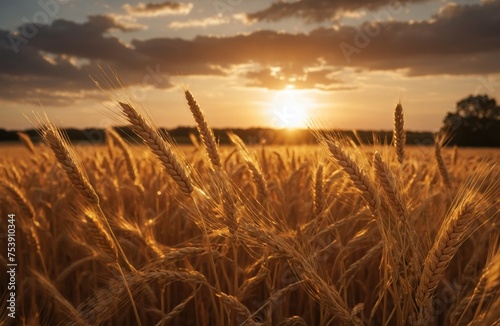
[271,85,310,129]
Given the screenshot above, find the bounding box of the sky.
[1,0,499,131]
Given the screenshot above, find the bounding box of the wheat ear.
[184,90,221,168]
[33,271,89,326]
[0,180,35,219]
[106,128,138,183]
[373,151,408,219]
[42,128,100,205]
[218,293,258,325]
[326,140,380,214]
[339,241,383,286]
[83,208,118,262]
[393,103,406,164]
[452,250,500,323]
[160,289,198,324]
[246,161,269,201]
[313,164,324,216]
[452,145,458,165]
[119,102,193,195]
[280,316,307,326]
[17,131,36,154]
[0,180,47,273]
[40,123,142,323]
[435,137,451,189]
[228,132,268,202]
[416,202,475,322]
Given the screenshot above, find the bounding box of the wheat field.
[0,92,499,325]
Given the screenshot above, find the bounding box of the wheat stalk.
[146,247,215,269]
[159,289,198,325]
[33,271,89,326]
[393,103,406,164]
[0,180,47,273]
[435,137,451,189]
[106,128,138,183]
[0,180,35,219]
[38,123,144,323]
[218,293,258,325]
[17,131,36,154]
[416,202,475,322]
[481,296,500,326]
[326,140,380,215]
[451,250,500,323]
[452,145,458,165]
[279,316,307,326]
[246,161,269,201]
[339,241,383,286]
[83,208,118,262]
[228,132,268,202]
[238,266,270,300]
[221,177,239,235]
[450,267,498,324]
[184,90,221,169]
[118,102,193,195]
[373,151,408,219]
[42,127,100,205]
[77,269,212,325]
[373,151,424,277]
[313,164,324,216]
[189,133,201,149]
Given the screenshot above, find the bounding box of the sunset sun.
[271,86,311,129]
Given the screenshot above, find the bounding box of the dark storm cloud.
[1,1,499,104]
[246,0,432,23]
[123,1,193,16]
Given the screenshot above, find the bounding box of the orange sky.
[1,0,499,131]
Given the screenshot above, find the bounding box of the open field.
[0,107,499,325]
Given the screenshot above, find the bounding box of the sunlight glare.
[271,86,311,129]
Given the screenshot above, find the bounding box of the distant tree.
[442,95,500,147]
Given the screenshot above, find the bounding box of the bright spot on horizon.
[271,85,311,129]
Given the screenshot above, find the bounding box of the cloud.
[169,16,231,29]
[103,14,149,31]
[1,1,500,104]
[134,0,500,76]
[24,16,148,65]
[245,0,432,23]
[124,1,193,17]
[245,66,344,90]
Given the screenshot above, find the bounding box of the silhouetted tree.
[442,95,500,147]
